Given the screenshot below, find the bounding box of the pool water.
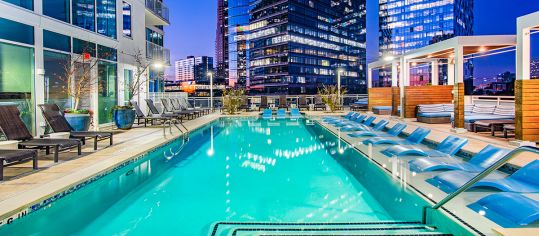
[0,118,430,236]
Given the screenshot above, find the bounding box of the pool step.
[209,221,451,236]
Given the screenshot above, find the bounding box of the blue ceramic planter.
[113,109,135,130]
[65,114,91,131]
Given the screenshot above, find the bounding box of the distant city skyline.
[164,0,539,79]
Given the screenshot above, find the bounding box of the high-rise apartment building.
[227,0,250,88]
[0,0,170,134]
[215,0,229,82]
[216,0,367,94]
[175,56,214,84]
[377,0,474,87]
[531,59,539,79]
[379,0,474,56]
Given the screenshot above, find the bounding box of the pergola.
[516,11,539,142]
[401,36,516,131]
[367,57,401,116]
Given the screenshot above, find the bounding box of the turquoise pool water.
[0,118,431,235]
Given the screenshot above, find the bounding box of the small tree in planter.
[222,88,245,115]
[57,47,101,131]
[112,49,152,129]
[318,85,347,113]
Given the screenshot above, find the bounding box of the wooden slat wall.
[453,83,465,129]
[368,87,392,111]
[516,80,539,141]
[391,87,400,116]
[403,85,453,118]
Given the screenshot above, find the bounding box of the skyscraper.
[248,0,367,94]
[377,0,474,86]
[175,56,214,84]
[379,0,474,56]
[227,0,251,88]
[215,0,229,82]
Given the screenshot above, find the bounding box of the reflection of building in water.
[531,59,539,79]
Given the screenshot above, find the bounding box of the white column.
[391,62,398,87]
[517,26,531,81]
[399,57,409,118]
[367,67,373,88]
[447,61,455,85]
[454,46,465,84]
[34,27,45,136]
[431,60,439,85]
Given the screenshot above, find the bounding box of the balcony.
[145,0,170,26]
[146,42,171,65]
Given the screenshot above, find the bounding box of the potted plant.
[222,88,245,115]
[318,85,347,113]
[112,49,152,129]
[58,47,101,131]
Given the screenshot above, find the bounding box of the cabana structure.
[367,58,401,116]
[369,36,516,132]
[516,11,539,142]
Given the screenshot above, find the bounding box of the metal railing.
[421,146,539,224]
[145,0,170,23]
[146,42,171,65]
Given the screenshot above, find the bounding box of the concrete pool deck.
[0,109,537,235]
[311,112,539,236]
[0,113,220,224]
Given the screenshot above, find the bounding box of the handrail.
[422,146,539,224]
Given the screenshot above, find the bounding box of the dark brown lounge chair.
[259,96,269,111]
[39,104,113,150]
[314,96,326,111]
[177,98,209,116]
[0,150,38,181]
[0,105,81,163]
[238,97,250,112]
[161,98,196,119]
[145,99,187,121]
[298,96,310,111]
[132,101,173,126]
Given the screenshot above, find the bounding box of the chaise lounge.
[409,145,509,173]
[0,105,81,163]
[39,104,113,150]
[428,160,539,193]
[362,127,431,146]
[381,135,468,158]
[0,149,38,181]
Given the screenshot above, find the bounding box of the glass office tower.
[377,0,474,87]
[215,0,229,82]
[228,0,251,88]
[379,0,473,56]
[248,0,367,94]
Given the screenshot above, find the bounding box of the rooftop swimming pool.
[0,118,466,235]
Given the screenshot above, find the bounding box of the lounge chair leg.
[46,146,50,155]
[78,143,82,155]
[54,146,59,163]
[109,135,113,146]
[94,137,98,150]
[0,164,3,181]
[33,155,38,170]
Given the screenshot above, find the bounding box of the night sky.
[164,0,539,78]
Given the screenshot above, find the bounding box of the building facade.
[0,0,170,135]
[248,0,367,94]
[377,0,474,86]
[175,56,214,84]
[216,0,367,94]
[215,0,228,82]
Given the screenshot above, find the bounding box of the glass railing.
[146,42,170,65]
[145,0,170,23]
[149,93,368,109]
